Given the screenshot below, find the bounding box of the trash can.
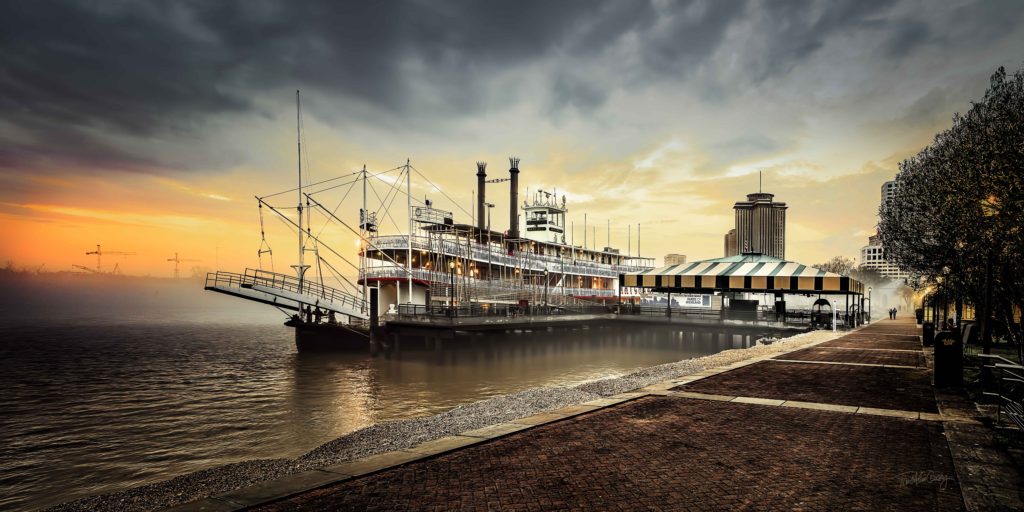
[922,322,935,347]
[933,331,963,388]
[915,308,924,325]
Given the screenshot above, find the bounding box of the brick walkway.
[257,397,958,511]
[819,337,922,351]
[246,318,966,511]
[776,346,926,367]
[676,362,937,412]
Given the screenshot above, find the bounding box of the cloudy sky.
[1,0,1022,277]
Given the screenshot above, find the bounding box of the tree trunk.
[981,253,993,354]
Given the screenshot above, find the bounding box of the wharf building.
[731,192,787,259]
[664,254,687,266]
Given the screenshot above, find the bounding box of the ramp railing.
[205,268,367,314]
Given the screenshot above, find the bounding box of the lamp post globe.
[448,261,456,311]
[867,286,872,323]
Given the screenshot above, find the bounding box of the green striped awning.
[619,254,864,295]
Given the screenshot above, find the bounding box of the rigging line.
[306,166,405,196]
[410,166,472,218]
[373,165,427,231]
[304,193,410,273]
[367,170,406,234]
[304,176,361,196]
[318,256,360,295]
[373,170,406,233]
[258,196,362,288]
[314,174,359,239]
[299,163,403,237]
[257,201,275,272]
[260,169,362,199]
[273,305,292,320]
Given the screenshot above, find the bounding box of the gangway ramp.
[205,268,369,320]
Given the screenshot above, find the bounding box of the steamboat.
[204,93,654,350]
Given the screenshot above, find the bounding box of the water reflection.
[289,324,775,423]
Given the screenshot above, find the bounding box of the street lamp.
[543,268,549,311]
[485,202,495,281]
[867,286,872,323]
[448,260,456,315]
[832,299,837,333]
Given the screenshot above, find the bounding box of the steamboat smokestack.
[476,162,487,233]
[509,157,520,239]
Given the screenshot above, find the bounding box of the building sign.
[679,294,712,308]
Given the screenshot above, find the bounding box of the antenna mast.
[292,90,309,292]
[406,158,412,303]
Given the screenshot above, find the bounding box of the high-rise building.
[664,254,687,266]
[733,192,787,258]
[860,234,908,281]
[723,229,737,257]
[881,180,898,209]
[861,181,908,281]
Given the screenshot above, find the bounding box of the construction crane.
[167,252,200,279]
[85,244,136,273]
[72,264,100,274]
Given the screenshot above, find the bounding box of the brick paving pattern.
[255,396,960,512]
[843,333,920,342]
[775,346,926,367]
[673,361,938,412]
[819,338,921,351]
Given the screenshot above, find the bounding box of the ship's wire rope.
[306,166,403,195]
[257,200,275,272]
[367,169,408,234]
[258,197,361,289]
[303,193,409,276]
[317,255,359,296]
[410,165,472,219]
[260,170,362,199]
[271,214,361,293]
[314,174,358,239]
[277,166,403,199]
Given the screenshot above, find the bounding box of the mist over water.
[0,275,774,510]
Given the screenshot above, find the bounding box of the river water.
[0,275,778,511]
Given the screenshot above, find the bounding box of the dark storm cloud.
[881,18,931,59]
[0,0,1020,175]
[1,0,656,173]
[740,0,893,83]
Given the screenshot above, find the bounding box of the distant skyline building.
[861,180,908,281]
[881,180,898,209]
[860,233,909,281]
[733,192,787,259]
[724,229,737,257]
[664,253,687,266]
